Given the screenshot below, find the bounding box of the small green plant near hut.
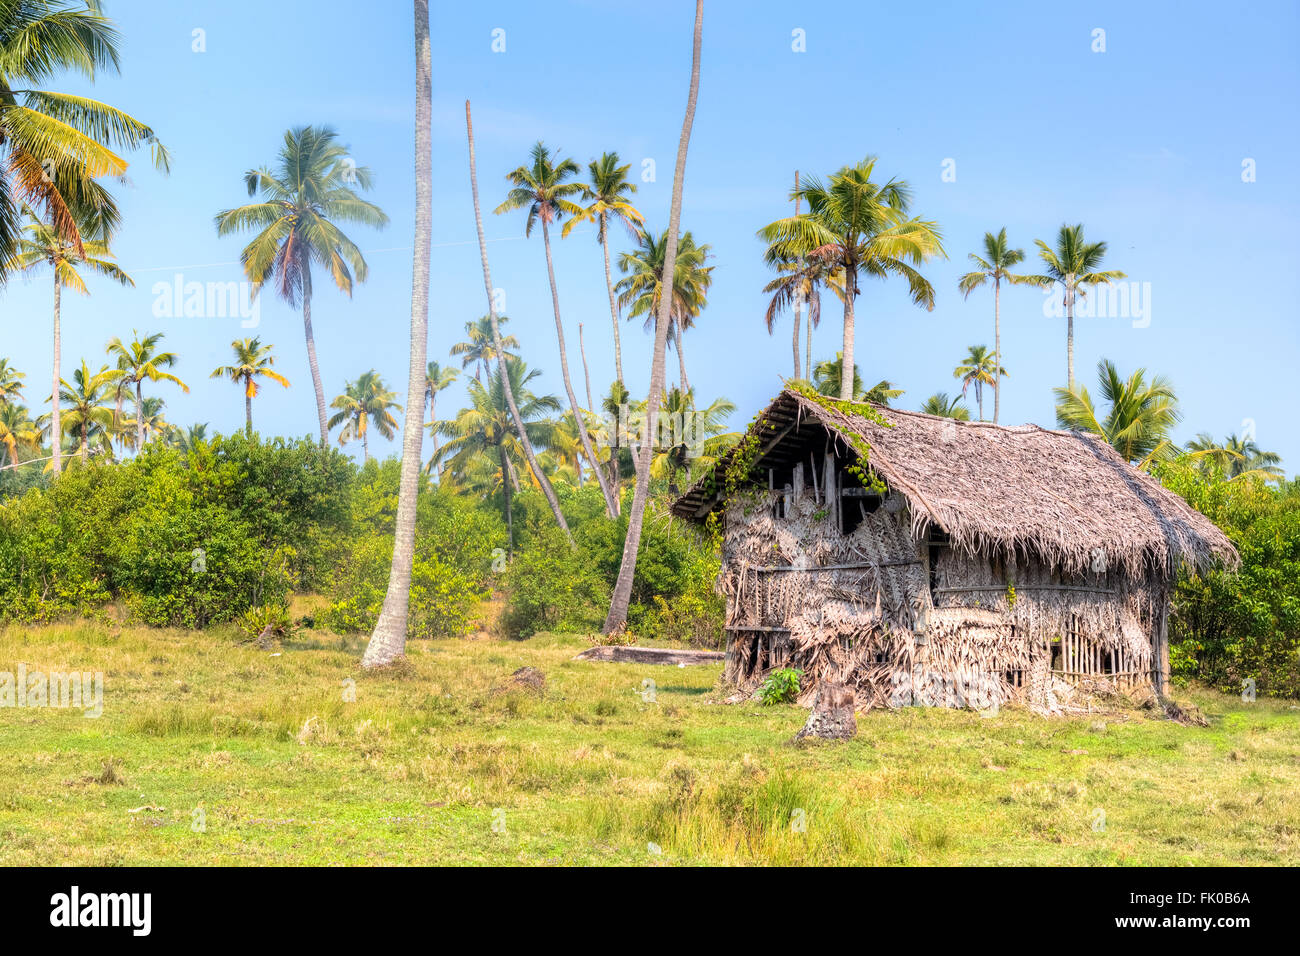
[758,667,802,705]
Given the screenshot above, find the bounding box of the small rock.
[506,666,545,693]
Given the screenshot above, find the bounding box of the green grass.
[1,623,1297,865]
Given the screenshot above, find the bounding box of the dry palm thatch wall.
[679,389,1239,712]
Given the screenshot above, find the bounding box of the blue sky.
[4,0,1297,471]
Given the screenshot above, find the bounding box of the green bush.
[758,668,802,705]
[499,523,610,638]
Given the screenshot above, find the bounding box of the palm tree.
[952,345,1007,422]
[424,360,458,477]
[465,100,572,541]
[1031,224,1126,389]
[363,1,432,669]
[434,357,561,548]
[563,151,644,387]
[1053,358,1180,469]
[920,392,972,420]
[0,404,38,468]
[0,359,24,405]
[165,422,209,454]
[494,141,617,517]
[105,331,188,451]
[124,395,167,448]
[605,0,703,634]
[644,386,736,493]
[215,126,389,446]
[449,315,518,381]
[0,0,170,270]
[210,337,290,435]
[762,251,843,381]
[4,206,133,474]
[957,228,1043,423]
[759,157,945,399]
[1185,432,1285,482]
[328,370,401,461]
[616,227,713,393]
[56,359,116,464]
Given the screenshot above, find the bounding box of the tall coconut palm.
[957,228,1043,423]
[615,227,712,394]
[433,357,560,548]
[952,344,1007,422]
[921,392,972,420]
[165,422,209,454]
[363,2,433,669]
[210,337,290,435]
[0,0,170,271]
[605,0,703,634]
[1031,224,1126,389]
[464,100,572,541]
[328,370,401,461]
[759,157,944,399]
[449,315,518,381]
[1053,358,1180,469]
[105,331,188,451]
[4,206,133,474]
[562,151,644,387]
[124,395,167,448]
[424,360,458,477]
[56,359,115,464]
[215,126,388,446]
[494,141,617,517]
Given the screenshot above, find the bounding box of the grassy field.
[0,622,1297,866]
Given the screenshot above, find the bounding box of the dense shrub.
[1158,461,1300,697]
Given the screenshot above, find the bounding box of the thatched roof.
[673,388,1239,579]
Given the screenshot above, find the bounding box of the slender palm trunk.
[51,276,62,474]
[541,218,617,518]
[244,375,254,435]
[976,383,984,422]
[1065,279,1075,389]
[675,326,690,394]
[805,305,812,383]
[578,322,594,410]
[993,277,1002,424]
[80,425,88,464]
[362,0,432,668]
[601,214,624,387]
[301,271,329,446]
[430,395,442,480]
[840,267,857,401]
[466,100,572,542]
[605,0,702,633]
[499,444,514,553]
[362,425,369,461]
[134,379,144,451]
[792,170,801,380]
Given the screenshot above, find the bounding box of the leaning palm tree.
[56,359,116,464]
[215,125,389,445]
[0,0,170,271]
[105,331,188,451]
[494,141,617,517]
[448,315,518,381]
[433,357,561,548]
[464,100,571,540]
[616,227,713,394]
[328,370,401,461]
[605,0,703,634]
[210,337,290,435]
[1053,358,1180,469]
[4,206,133,474]
[759,157,945,399]
[363,0,432,669]
[424,360,458,477]
[952,345,1007,422]
[957,228,1043,422]
[562,151,644,387]
[920,392,972,420]
[1031,224,1126,389]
